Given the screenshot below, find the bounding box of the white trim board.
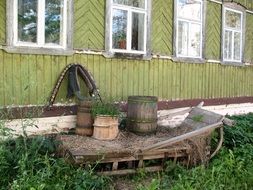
[3,115,76,137]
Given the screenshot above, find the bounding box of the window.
[6,0,73,54]
[175,0,203,58]
[222,8,243,62]
[105,0,151,55]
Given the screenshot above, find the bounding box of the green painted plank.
[157,59,163,98]
[127,59,134,96]
[121,58,128,100]
[0,50,4,106]
[4,53,14,105]
[148,60,154,96]
[42,55,52,104]
[0,1,6,44]
[153,59,159,97]
[161,60,167,99]
[142,60,148,96]
[180,61,186,99]
[116,58,123,99]
[110,58,117,100]
[36,55,45,105]
[105,58,112,101]
[245,13,253,63]
[20,55,30,105]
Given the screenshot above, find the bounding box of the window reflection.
[178,21,188,55]
[177,0,202,57]
[189,24,200,57]
[113,0,145,8]
[131,12,144,51]
[234,32,241,61]
[225,11,241,29]
[112,9,127,49]
[224,31,232,60]
[18,0,38,43]
[178,0,201,21]
[45,0,62,45]
[223,9,242,62]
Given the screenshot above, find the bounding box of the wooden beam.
[97,166,163,176]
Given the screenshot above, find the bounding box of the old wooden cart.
[57,106,232,175]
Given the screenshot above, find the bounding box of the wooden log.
[158,108,191,120]
[210,127,224,159]
[97,166,163,176]
[142,121,223,152]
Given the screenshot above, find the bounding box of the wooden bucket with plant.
[91,101,120,140]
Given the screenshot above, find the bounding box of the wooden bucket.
[76,100,94,136]
[93,116,119,140]
[127,96,158,135]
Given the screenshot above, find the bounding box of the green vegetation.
[91,101,120,117]
[0,113,252,189]
[0,124,110,189]
[192,114,204,122]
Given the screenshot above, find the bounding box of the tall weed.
[0,123,110,189]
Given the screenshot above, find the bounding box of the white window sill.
[3,46,74,56]
[103,51,152,60]
[221,60,245,66]
[172,56,205,64]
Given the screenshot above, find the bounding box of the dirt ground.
[57,124,187,154]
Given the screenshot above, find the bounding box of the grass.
[0,113,253,189]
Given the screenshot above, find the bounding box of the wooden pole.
[142,121,223,152]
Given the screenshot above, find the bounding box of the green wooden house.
[0,0,253,118]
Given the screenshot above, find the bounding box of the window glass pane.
[131,12,145,51]
[18,0,37,43]
[113,0,145,8]
[178,0,201,21]
[112,9,127,49]
[234,32,241,61]
[188,23,201,57]
[225,10,241,29]
[45,0,62,45]
[224,30,232,60]
[178,21,189,56]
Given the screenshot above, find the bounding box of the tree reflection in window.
[18,0,37,43]
[113,0,145,8]
[18,0,62,45]
[45,0,62,45]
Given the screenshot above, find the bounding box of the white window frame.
[175,0,204,59]
[6,0,73,55]
[105,0,151,56]
[222,8,243,63]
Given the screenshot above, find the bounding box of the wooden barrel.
[127,96,158,135]
[93,116,119,140]
[76,100,94,136]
